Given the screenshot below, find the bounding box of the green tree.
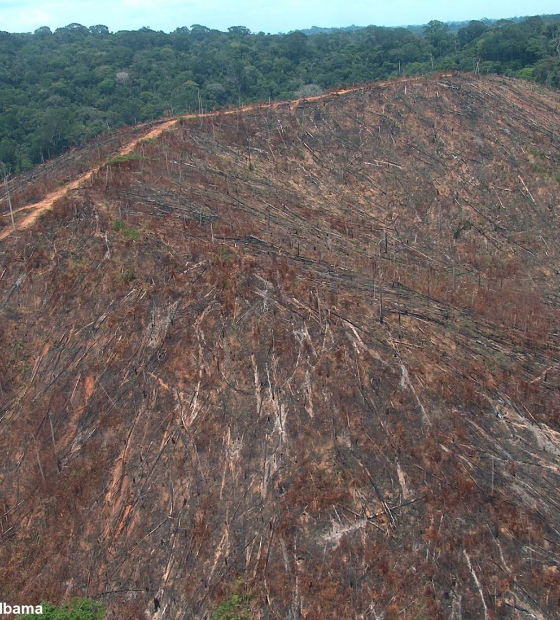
[284,31,309,63]
[33,26,52,39]
[457,20,488,48]
[89,25,110,36]
[423,20,455,57]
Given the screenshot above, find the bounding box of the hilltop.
[1,74,560,619]
[1,14,560,172]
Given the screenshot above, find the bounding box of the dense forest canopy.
[1,14,559,171]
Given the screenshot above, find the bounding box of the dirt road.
[0,118,179,241]
[0,79,420,241]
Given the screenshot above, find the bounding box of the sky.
[0,0,559,35]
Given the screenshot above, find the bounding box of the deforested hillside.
[2,74,560,619]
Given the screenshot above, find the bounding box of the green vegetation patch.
[217,246,237,261]
[113,219,140,241]
[453,219,473,240]
[106,152,146,165]
[211,593,252,620]
[17,598,105,620]
[211,579,253,620]
[120,267,136,282]
[526,146,547,159]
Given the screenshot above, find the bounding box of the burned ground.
[2,75,560,619]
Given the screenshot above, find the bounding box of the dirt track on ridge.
[0,80,419,242]
[0,119,179,241]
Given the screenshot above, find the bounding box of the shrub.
[211,593,252,620]
[120,267,136,282]
[113,219,140,241]
[211,579,252,620]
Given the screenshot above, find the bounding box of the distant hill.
[300,13,555,36]
[299,24,364,35]
[2,74,560,619]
